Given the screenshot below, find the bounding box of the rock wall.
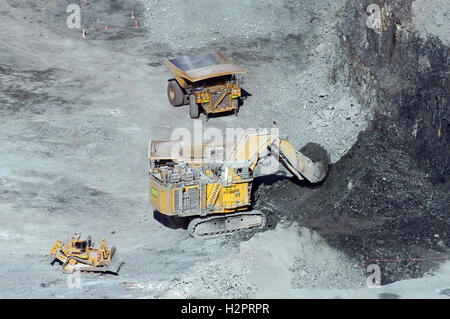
[255,0,449,284]
[341,0,449,183]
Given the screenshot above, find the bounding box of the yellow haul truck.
[148,129,329,237]
[164,52,245,119]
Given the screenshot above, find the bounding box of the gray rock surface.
[0,0,447,298]
[412,0,450,46]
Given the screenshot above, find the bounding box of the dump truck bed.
[165,52,245,83]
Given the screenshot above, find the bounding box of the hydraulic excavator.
[148,128,328,237]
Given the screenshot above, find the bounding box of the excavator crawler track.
[188,211,266,238]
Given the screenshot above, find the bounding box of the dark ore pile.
[254,0,449,284]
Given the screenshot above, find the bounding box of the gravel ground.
[163,224,366,298]
[141,0,370,162]
[0,0,448,299]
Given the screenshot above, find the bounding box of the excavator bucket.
[296,152,328,183]
[297,142,330,183]
[275,139,329,184]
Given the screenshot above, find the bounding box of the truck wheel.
[167,80,184,106]
[189,95,200,118]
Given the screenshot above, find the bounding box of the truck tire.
[167,80,184,106]
[189,95,200,118]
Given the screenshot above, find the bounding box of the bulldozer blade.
[105,251,124,274]
[50,256,61,266]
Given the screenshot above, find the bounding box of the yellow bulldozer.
[164,51,245,120]
[50,233,123,274]
[148,128,329,237]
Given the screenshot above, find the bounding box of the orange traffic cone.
[105,25,108,31]
[135,20,138,28]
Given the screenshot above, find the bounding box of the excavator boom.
[149,128,328,183]
[222,129,328,183]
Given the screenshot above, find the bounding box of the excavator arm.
[224,129,328,183]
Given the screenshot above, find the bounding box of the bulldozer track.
[61,253,122,275]
[62,256,93,274]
